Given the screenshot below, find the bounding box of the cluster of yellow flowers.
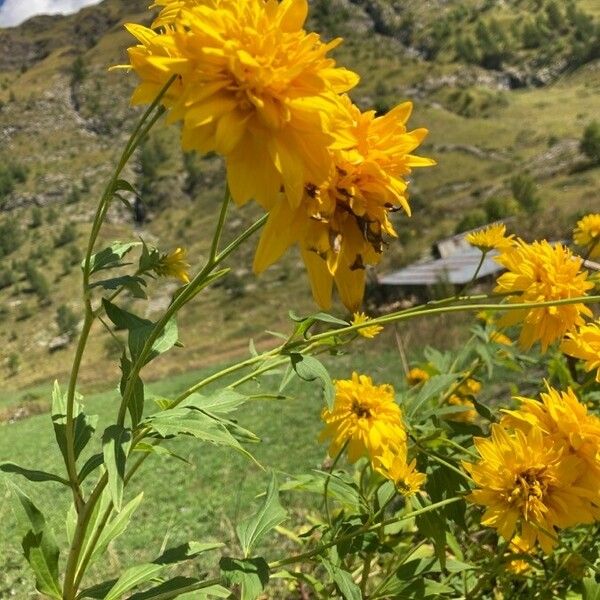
[320,373,425,495]
[465,385,600,553]
[467,220,598,383]
[121,0,434,310]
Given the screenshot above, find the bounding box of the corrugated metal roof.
[379,248,503,286]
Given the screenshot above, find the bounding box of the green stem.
[324,442,348,527]
[270,496,462,570]
[307,295,600,343]
[210,186,231,261]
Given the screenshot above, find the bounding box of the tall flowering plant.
[3,1,600,599]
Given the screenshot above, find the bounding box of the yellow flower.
[123,0,359,209]
[253,97,435,310]
[490,330,513,346]
[445,378,481,423]
[464,424,595,553]
[374,447,426,497]
[351,312,383,339]
[466,224,515,252]
[501,386,600,495]
[494,240,593,351]
[574,213,600,259]
[154,248,191,283]
[407,368,430,387]
[320,373,406,463]
[506,537,532,576]
[562,321,600,382]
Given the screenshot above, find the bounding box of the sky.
[0,0,102,27]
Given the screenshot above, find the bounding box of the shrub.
[484,197,519,221]
[7,353,20,377]
[580,121,600,164]
[24,262,50,304]
[0,221,24,258]
[30,206,43,228]
[0,266,15,290]
[511,173,541,214]
[455,209,488,234]
[56,305,79,339]
[55,223,77,248]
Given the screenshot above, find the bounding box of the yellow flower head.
[351,312,383,339]
[494,240,593,351]
[123,0,359,209]
[464,424,595,553]
[562,321,600,382]
[154,248,191,283]
[574,214,600,259]
[467,224,515,252]
[320,373,406,463]
[501,386,600,479]
[253,97,435,310]
[446,378,481,423]
[407,367,430,387]
[374,447,426,497]
[506,536,533,575]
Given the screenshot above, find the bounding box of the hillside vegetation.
[0,0,598,392]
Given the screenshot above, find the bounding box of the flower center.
[509,467,549,518]
[351,399,371,419]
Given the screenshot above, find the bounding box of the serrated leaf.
[102,425,132,512]
[290,353,334,409]
[220,557,269,600]
[0,462,69,487]
[7,481,61,599]
[88,242,138,275]
[237,473,287,557]
[133,443,191,465]
[104,564,167,600]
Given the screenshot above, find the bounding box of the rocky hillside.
[0,0,599,391]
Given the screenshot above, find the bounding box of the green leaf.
[78,453,104,483]
[7,481,61,599]
[89,275,147,299]
[114,179,139,195]
[220,557,269,600]
[154,542,224,565]
[89,493,144,566]
[184,389,249,415]
[133,443,191,465]
[322,561,361,600]
[237,473,287,557]
[472,397,497,423]
[51,381,98,463]
[104,300,178,364]
[290,353,334,409]
[583,578,600,600]
[127,577,201,600]
[120,354,145,427]
[408,374,459,419]
[88,242,138,276]
[104,564,167,600]
[0,462,69,487]
[102,425,132,512]
[146,409,254,459]
[289,310,348,326]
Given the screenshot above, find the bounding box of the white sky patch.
[0,0,102,27]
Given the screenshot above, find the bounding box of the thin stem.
[210,187,231,261]
[457,250,488,297]
[269,496,462,570]
[324,442,348,527]
[307,295,600,344]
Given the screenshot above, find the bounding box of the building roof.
[379,247,503,287]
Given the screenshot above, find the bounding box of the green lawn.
[0,342,420,598]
